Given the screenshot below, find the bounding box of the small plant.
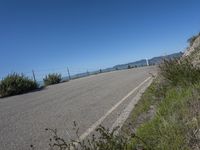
[43,73,62,86]
[0,73,38,97]
[31,121,148,150]
[159,58,200,86]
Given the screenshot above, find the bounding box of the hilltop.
[183,33,200,66]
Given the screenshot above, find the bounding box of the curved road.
[0,66,156,150]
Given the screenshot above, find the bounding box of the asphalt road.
[0,66,156,150]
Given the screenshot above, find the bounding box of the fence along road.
[0,66,156,150]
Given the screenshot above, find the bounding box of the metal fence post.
[32,70,36,83]
[67,67,71,80]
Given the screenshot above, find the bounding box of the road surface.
[0,66,156,150]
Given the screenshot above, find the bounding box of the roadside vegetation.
[123,58,200,149]
[36,124,136,150]
[0,72,62,97]
[0,73,38,97]
[160,58,200,86]
[43,73,62,86]
[34,57,200,150]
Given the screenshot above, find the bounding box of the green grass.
[122,78,164,132]
[32,57,200,150]
[125,59,200,150]
[159,58,200,86]
[131,85,198,149]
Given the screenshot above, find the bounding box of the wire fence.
[26,67,101,81]
[0,66,112,86]
[0,63,150,86]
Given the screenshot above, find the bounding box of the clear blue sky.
[0,0,200,79]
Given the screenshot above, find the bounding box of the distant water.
[35,67,121,87]
[37,81,44,87]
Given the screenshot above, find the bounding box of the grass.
[159,58,200,86]
[32,57,200,150]
[40,70,200,150]
[122,78,163,132]
[130,84,200,149]
[124,59,200,150]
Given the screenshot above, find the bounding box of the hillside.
[121,33,200,149]
[184,33,200,57]
[183,33,200,66]
[40,33,200,150]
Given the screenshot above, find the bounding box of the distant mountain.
[113,52,183,70]
[60,52,183,82]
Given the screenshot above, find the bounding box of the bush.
[0,73,38,97]
[30,123,146,150]
[187,33,200,46]
[43,73,62,86]
[159,58,200,86]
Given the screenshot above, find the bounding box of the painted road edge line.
[110,77,153,133]
[78,76,152,141]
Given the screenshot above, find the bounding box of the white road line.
[79,76,152,141]
[110,77,153,133]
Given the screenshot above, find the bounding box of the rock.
[183,36,200,57]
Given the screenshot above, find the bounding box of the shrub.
[187,33,200,46]
[159,58,200,86]
[30,123,147,150]
[43,73,62,86]
[0,73,38,97]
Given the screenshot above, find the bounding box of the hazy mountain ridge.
[60,52,183,82]
[113,52,183,69]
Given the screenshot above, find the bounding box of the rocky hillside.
[183,33,200,65]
